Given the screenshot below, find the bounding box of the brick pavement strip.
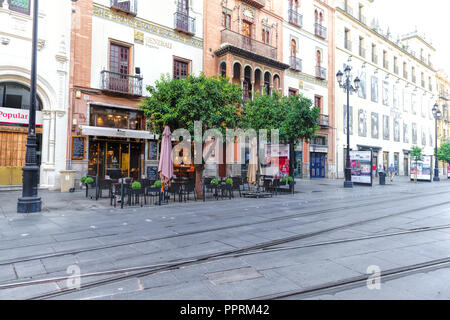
[0,178,450,299]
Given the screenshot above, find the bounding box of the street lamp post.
[432,103,443,182]
[336,65,360,189]
[17,0,42,213]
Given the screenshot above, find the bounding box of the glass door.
[120,143,130,178]
[106,142,121,179]
[130,143,142,180]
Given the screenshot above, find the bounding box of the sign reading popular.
[0,107,43,126]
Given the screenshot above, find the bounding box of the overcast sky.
[372,0,450,75]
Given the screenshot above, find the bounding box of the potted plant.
[211,178,219,185]
[280,177,288,186]
[85,177,97,199]
[80,176,87,188]
[131,181,142,193]
[288,176,295,194]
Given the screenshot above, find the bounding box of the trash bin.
[60,170,76,193]
[379,172,386,185]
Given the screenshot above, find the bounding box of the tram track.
[8,199,450,299]
[0,189,448,268]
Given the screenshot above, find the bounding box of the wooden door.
[109,43,130,93]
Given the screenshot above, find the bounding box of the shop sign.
[0,107,43,126]
[350,150,373,185]
[310,145,328,153]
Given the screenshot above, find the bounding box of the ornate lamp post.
[432,103,443,182]
[336,65,360,188]
[17,0,42,213]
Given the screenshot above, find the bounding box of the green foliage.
[287,177,294,183]
[80,177,87,184]
[211,178,219,185]
[281,177,288,183]
[85,177,94,185]
[225,178,233,185]
[152,180,163,188]
[437,142,450,163]
[242,92,319,144]
[132,182,142,190]
[141,73,243,137]
[411,146,423,162]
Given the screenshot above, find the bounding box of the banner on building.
[0,107,43,126]
[410,156,432,182]
[350,150,373,185]
[447,164,450,178]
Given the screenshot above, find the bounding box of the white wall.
[0,0,71,189]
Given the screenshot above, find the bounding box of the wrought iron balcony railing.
[100,70,143,96]
[412,75,417,83]
[403,71,408,79]
[421,80,425,88]
[314,23,327,39]
[383,60,389,70]
[110,0,137,16]
[174,11,196,35]
[220,28,277,60]
[315,66,327,80]
[440,92,450,101]
[289,56,302,72]
[288,9,303,27]
[394,65,399,75]
[241,0,265,9]
[318,114,329,127]
[359,15,366,25]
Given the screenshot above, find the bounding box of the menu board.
[448,164,450,178]
[148,140,159,160]
[350,150,373,185]
[71,136,85,160]
[147,166,159,180]
[410,156,432,181]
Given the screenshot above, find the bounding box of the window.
[0,82,43,111]
[219,62,227,78]
[173,58,190,80]
[314,95,323,112]
[262,27,270,44]
[289,88,298,97]
[344,28,351,50]
[89,105,144,130]
[109,43,130,75]
[8,0,31,15]
[177,0,189,14]
[222,11,231,29]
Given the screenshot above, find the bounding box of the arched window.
[273,75,280,92]
[0,82,43,111]
[264,72,271,95]
[219,62,227,78]
[314,10,319,24]
[319,12,323,25]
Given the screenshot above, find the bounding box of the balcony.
[174,11,196,35]
[315,66,327,80]
[220,28,277,60]
[110,0,137,16]
[403,71,408,79]
[372,54,378,64]
[412,75,417,83]
[318,114,330,127]
[359,15,366,25]
[288,9,303,27]
[440,92,450,101]
[241,0,265,9]
[421,80,425,88]
[383,60,389,70]
[100,70,143,97]
[314,23,327,39]
[289,56,302,72]
[394,65,399,75]
[345,40,352,51]
[429,84,433,91]
[344,5,353,16]
[359,47,366,58]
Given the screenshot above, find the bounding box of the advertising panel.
[448,164,450,178]
[0,107,43,126]
[410,155,432,181]
[350,150,373,185]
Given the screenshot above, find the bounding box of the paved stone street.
[1,177,450,300]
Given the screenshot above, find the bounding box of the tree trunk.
[414,160,418,183]
[289,141,295,178]
[195,164,204,199]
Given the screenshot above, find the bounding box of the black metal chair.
[167,182,183,203]
[180,180,197,202]
[86,176,98,200]
[98,178,112,199]
[231,177,243,198]
[111,181,131,209]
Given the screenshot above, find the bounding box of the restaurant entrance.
[88,137,143,180]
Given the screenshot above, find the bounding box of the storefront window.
[89,106,144,130]
[0,82,43,110]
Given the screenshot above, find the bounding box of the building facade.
[282,0,336,179]
[436,70,450,175]
[68,0,203,184]
[334,0,437,179]
[0,0,71,190]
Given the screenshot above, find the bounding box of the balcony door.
[242,21,253,51]
[109,43,130,93]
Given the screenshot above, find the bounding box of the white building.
[334,0,437,178]
[0,0,71,190]
[69,0,204,182]
[282,0,334,179]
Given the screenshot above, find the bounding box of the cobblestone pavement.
[0,177,450,300]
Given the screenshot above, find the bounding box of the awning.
[80,125,159,140]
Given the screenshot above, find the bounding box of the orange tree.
[141,73,243,197]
